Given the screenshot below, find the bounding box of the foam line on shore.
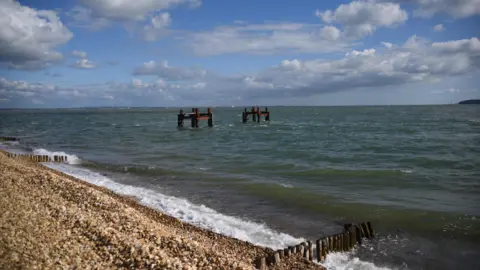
[44,163,303,250]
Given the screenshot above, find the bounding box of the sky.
[0,0,479,108]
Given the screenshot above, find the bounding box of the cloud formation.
[70,59,97,69]
[72,50,88,58]
[142,13,172,41]
[0,0,73,70]
[133,60,207,80]
[316,1,408,38]
[187,23,351,56]
[375,0,480,18]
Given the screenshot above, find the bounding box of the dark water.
[1,105,479,270]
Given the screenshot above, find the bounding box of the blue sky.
[0,0,479,108]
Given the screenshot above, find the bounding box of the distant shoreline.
[458,99,480,104]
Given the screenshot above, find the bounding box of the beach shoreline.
[0,151,322,269]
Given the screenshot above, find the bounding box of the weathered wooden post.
[367,222,375,238]
[265,107,270,121]
[322,239,327,259]
[255,257,266,270]
[207,108,213,127]
[190,108,195,128]
[256,107,261,123]
[361,223,370,238]
[316,239,322,261]
[195,108,200,128]
[178,109,184,127]
[251,107,256,122]
[242,108,247,123]
[356,226,363,245]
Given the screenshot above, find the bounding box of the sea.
[1,105,479,270]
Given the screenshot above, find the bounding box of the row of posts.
[255,222,374,269]
[5,152,68,163]
[0,136,19,141]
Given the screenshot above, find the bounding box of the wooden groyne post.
[242,107,270,123]
[177,108,213,128]
[254,221,375,269]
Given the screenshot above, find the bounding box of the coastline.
[0,151,323,269]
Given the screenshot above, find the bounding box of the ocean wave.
[323,252,396,270]
[33,148,81,165]
[43,163,303,250]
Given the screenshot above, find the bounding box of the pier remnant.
[177,108,213,128]
[242,107,270,123]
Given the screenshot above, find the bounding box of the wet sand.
[0,152,323,269]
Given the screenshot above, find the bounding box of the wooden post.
[344,232,349,251]
[257,107,260,123]
[190,108,195,128]
[367,222,375,238]
[338,235,342,251]
[329,236,333,251]
[348,230,354,249]
[265,107,270,121]
[207,108,213,127]
[333,236,337,251]
[322,239,327,259]
[178,109,184,127]
[298,244,304,256]
[273,252,281,264]
[278,249,284,259]
[255,257,266,270]
[284,248,290,257]
[242,108,247,123]
[361,223,370,238]
[316,239,322,261]
[355,226,363,245]
[251,107,256,122]
[308,241,313,261]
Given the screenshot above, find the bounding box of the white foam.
[323,252,395,270]
[279,183,294,188]
[44,163,303,250]
[33,148,81,165]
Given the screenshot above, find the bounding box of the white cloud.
[431,87,461,94]
[0,0,73,70]
[187,22,351,56]
[72,50,88,58]
[375,0,480,18]
[78,0,200,21]
[431,37,480,54]
[71,59,96,69]
[382,42,393,48]
[316,1,408,38]
[142,12,172,41]
[434,24,445,32]
[65,6,110,30]
[133,60,207,80]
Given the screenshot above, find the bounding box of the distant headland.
[458,99,480,104]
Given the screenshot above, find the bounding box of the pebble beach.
[0,151,323,270]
